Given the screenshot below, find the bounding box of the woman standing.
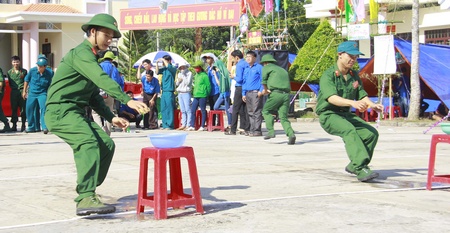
[175,62,193,130]
[187,61,211,131]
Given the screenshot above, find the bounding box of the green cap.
[192,60,205,70]
[82,13,121,38]
[337,41,364,56]
[98,51,116,62]
[260,54,277,63]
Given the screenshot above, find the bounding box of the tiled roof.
[22,3,81,14]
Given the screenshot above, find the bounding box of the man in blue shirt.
[242,51,263,136]
[119,91,142,130]
[141,69,161,129]
[22,54,53,134]
[226,50,250,136]
[156,55,176,130]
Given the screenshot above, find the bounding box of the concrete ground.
[1,120,450,233]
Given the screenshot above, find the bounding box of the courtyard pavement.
[1,120,450,232]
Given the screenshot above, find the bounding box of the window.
[396,32,412,41]
[425,29,450,45]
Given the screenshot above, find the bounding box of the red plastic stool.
[427,134,450,190]
[207,110,225,132]
[194,110,206,130]
[137,146,204,219]
[173,109,181,129]
[384,106,402,119]
[355,109,369,122]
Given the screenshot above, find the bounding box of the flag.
[241,0,247,14]
[247,0,263,16]
[353,0,365,22]
[345,0,356,23]
[337,0,345,14]
[275,0,280,12]
[265,0,273,14]
[284,0,288,10]
[369,0,379,23]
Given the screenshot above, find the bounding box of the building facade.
[0,0,127,71]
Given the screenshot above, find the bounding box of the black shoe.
[43,129,49,134]
[240,131,249,136]
[136,125,141,129]
[264,135,275,140]
[21,124,26,132]
[288,136,296,145]
[225,131,236,135]
[11,124,17,132]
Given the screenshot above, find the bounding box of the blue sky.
[128,0,236,8]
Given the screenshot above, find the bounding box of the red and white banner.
[120,2,241,30]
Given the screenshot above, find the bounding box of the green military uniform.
[158,63,176,129]
[316,64,378,175]
[260,55,295,144]
[45,39,131,202]
[7,67,27,130]
[0,68,11,132]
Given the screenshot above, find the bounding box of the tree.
[118,30,150,83]
[289,20,343,83]
[408,0,420,120]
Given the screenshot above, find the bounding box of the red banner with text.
[120,2,241,30]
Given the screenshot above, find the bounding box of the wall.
[0,33,12,74]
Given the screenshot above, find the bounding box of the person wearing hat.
[44,13,149,216]
[315,40,384,182]
[92,50,122,136]
[175,62,193,130]
[201,53,220,126]
[260,54,296,145]
[7,55,28,132]
[156,55,177,130]
[188,61,211,131]
[22,54,53,134]
[141,69,161,129]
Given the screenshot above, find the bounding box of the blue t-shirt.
[207,66,220,96]
[242,63,263,96]
[141,76,161,94]
[100,61,123,90]
[234,59,247,87]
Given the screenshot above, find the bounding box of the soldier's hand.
[127,99,150,115]
[242,96,247,103]
[371,104,384,113]
[352,100,368,112]
[112,117,129,129]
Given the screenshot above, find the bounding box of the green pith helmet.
[192,60,205,70]
[260,54,277,63]
[36,54,48,66]
[82,13,121,38]
[98,51,116,63]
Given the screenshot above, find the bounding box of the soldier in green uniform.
[315,41,384,182]
[7,56,27,132]
[155,55,176,130]
[44,13,149,216]
[0,67,11,133]
[260,54,296,145]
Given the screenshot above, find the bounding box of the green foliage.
[289,20,343,83]
[118,31,149,83]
